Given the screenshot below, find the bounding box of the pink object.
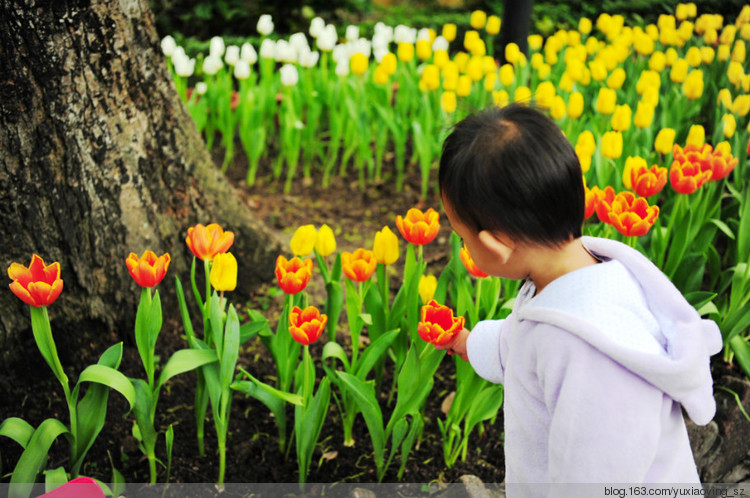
[38,477,105,498]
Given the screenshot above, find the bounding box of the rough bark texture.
[0,0,280,369]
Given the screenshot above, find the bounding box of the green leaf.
[76,364,136,410]
[353,329,400,380]
[43,466,69,493]
[729,335,750,380]
[709,218,735,240]
[0,418,34,449]
[220,307,241,391]
[174,276,197,347]
[233,369,304,406]
[9,418,70,498]
[336,372,385,469]
[239,320,266,344]
[322,341,351,372]
[157,349,218,388]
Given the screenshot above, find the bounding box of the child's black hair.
[439,103,584,246]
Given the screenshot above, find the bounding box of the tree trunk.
[0,0,280,369]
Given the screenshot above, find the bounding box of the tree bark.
[0,0,280,368]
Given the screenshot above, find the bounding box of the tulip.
[633,101,655,129]
[591,185,616,224]
[202,55,223,75]
[280,64,299,86]
[186,223,234,262]
[682,69,704,99]
[418,274,438,305]
[707,147,739,181]
[8,254,64,307]
[442,23,457,42]
[441,90,457,113]
[733,95,750,116]
[654,128,676,154]
[505,43,521,65]
[314,224,337,257]
[209,252,237,292]
[629,160,668,198]
[486,15,501,35]
[456,75,472,97]
[550,95,566,120]
[649,51,666,72]
[397,42,414,62]
[416,39,432,60]
[611,104,632,132]
[418,300,465,346]
[466,57,483,81]
[288,306,327,345]
[670,144,714,194]
[601,131,623,159]
[596,87,617,115]
[460,246,488,278]
[721,113,737,139]
[470,10,487,30]
[606,68,626,90]
[514,86,532,104]
[126,251,171,289]
[341,248,377,282]
[350,53,369,75]
[576,146,592,173]
[209,36,225,58]
[422,64,441,90]
[372,226,399,265]
[275,255,313,295]
[567,92,584,119]
[608,192,659,237]
[396,208,440,246]
[161,35,177,56]
[579,17,592,34]
[493,90,509,107]
[686,124,705,147]
[576,130,597,156]
[589,60,607,82]
[257,14,274,36]
[584,185,597,220]
[670,58,688,83]
[499,63,515,87]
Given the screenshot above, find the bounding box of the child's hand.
[435,328,470,361]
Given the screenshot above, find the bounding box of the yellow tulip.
[454,51,470,72]
[601,131,623,159]
[596,87,617,115]
[434,49,450,69]
[416,39,432,61]
[441,90,457,113]
[611,104,632,132]
[579,17,592,35]
[315,224,336,257]
[422,64,441,91]
[568,30,581,47]
[704,28,718,45]
[482,56,496,74]
[633,31,654,55]
[589,60,607,82]
[606,67,626,90]
[722,113,737,138]
[486,15,501,35]
[678,21,694,42]
[537,63,551,80]
[531,52,544,69]
[682,69,704,99]
[466,56,483,81]
[727,61,744,86]
[733,95,750,116]
[642,85,660,107]
[732,40,746,63]
[665,47,678,66]
[636,70,660,94]
[528,34,543,51]
[545,47,559,65]
[505,43,521,65]
[741,24,750,41]
[534,81,555,109]
[622,156,647,190]
[576,130,596,156]
[419,274,438,305]
[717,88,733,110]
[493,90,509,107]
[575,146,592,173]
[372,226,399,265]
[721,25,737,45]
[558,72,573,92]
[442,23,457,42]
[514,86,531,104]
[718,44,730,62]
[209,252,237,292]
[471,10,487,30]
[373,65,389,85]
[550,95,566,120]
[456,75,472,97]
[567,91,584,118]
[382,53,397,75]
[585,36,599,56]
[676,3,690,21]
[442,69,458,91]
[669,58,688,83]
[633,101,654,129]
[397,42,414,63]
[700,46,715,64]
[464,30,480,52]
[291,224,317,257]
[350,53,369,75]
[649,51,666,71]
[484,72,498,92]
[499,63,514,86]
[654,128,676,154]
[686,124,705,146]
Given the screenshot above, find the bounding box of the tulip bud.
[257,14,274,36]
[350,52,369,75]
[315,224,337,257]
[290,224,317,257]
[722,113,737,138]
[280,63,299,86]
[373,226,399,265]
[601,131,623,159]
[209,36,225,58]
[224,45,240,66]
[260,39,275,59]
[686,124,705,146]
[611,104,632,132]
[654,128,676,154]
[567,92,584,118]
[441,91,457,113]
[596,87,617,115]
[310,17,325,38]
[470,10,487,30]
[202,55,223,75]
[161,35,177,56]
[210,252,237,292]
[432,36,449,52]
[173,52,195,77]
[241,43,258,64]
[346,25,359,42]
[234,60,251,80]
[418,275,438,305]
[442,23,457,42]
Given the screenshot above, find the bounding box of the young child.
[437,104,722,492]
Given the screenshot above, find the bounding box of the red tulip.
[706,148,738,181]
[608,192,659,237]
[185,223,234,262]
[126,251,171,288]
[288,306,327,345]
[630,163,667,198]
[341,248,377,282]
[275,255,313,295]
[584,185,597,220]
[8,254,64,307]
[670,144,713,194]
[418,299,465,346]
[459,245,488,278]
[591,185,616,224]
[395,208,440,245]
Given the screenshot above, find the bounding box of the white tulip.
[161,35,176,56]
[394,24,416,44]
[335,59,349,77]
[372,33,390,50]
[274,39,297,63]
[224,45,240,65]
[289,32,309,53]
[310,17,325,38]
[373,46,389,63]
[172,46,186,62]
[280,63,299,86]
[202,54,223,75]
[195,82,208,95]
[432,36,449,52]
[417,28,432,41]
[209,36,225,57]
[299,50,320,68]
[257,14,274,36]
[374,22,393,43]
[345,25,359,41]
[353,38,371,58]
[234,59,251,80]
[317,24,337,51]
[173,52,195,77]
[240,42,257,64]
[260,38,276,59]
[332,43,348,64]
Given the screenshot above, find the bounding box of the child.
[437,104,722,492]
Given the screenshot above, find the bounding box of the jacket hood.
[515,236,722,425]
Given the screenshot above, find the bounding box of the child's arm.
[434,327,470,361]
[437,319,507,384]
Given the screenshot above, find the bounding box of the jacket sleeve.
[466,319,507,384]
[532,323,664,486]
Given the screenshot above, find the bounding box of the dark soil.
[0,151,505,487]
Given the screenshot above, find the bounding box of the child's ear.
[478,230,514,264]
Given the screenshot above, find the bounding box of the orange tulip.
[629,163,668,198]
[608,192,659,237]
[584,185,597,220]
[8,254,64,307]
[706,148,739,181]
[670,144,714,194]
[418,300,465,346]
[275,255,313,295]
[185,223,234,261]
[459,245,488,278]
[591,185,616,224]
[288,306,327,345]
[395,208,440,245]
[126,251,171,288]
[341,248,377,282]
